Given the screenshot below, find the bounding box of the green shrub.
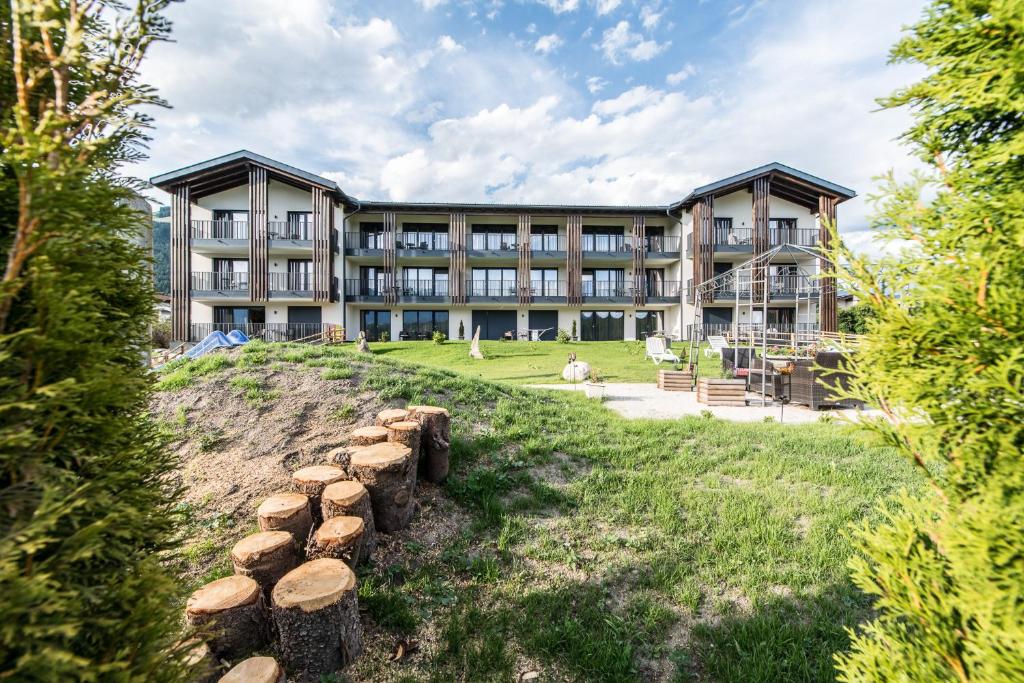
[832,3,1024,679]
[837,303,876,335]
[433,330,447,345]
[380,330,390,342]
[556,328,571,344]
[151,320,172,348]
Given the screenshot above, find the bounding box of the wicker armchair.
[789,351,862,410]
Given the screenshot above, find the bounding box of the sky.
[139,0,929,254]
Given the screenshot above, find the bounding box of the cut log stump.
[183,639,220,683]
[231,531,299,589]
[348,441,415,532]
[386,420,421,469]
[350,425,388,447]
[291,465,346,522]
[185,575,269,660]
[272,559,362,680]
[375,408,410,427]
[306,515,364,567]
[408,405,450,483]
[321,480,376,558]
[327,445,354,469]
[257,493,313,544]
[218,656,285,683]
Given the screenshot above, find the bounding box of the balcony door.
[645,227,665,251]
[644,268,664,297]
[212,258,248,290]
[530,225,559,251]
[403,267,447,296]
[285,211,312,240]
[287,259,313,291]
[212,209,249,239]
[213,306,265,331]
[359,266,387,296]
[287,306,322,340]
[470,226,516,251]
[471,268,516,297]
[530,268,559,297]
[582,227,625,252]
[580,311,624,341]
[635,311,662,339]
[582,269,624,297]
[359,222,385,249]
[361,310,390,342]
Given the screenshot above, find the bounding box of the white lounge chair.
[704,334,729,358]
[646,336,681,365]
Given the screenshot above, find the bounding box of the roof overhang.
[355,201,671,218]
[670,162,856,213]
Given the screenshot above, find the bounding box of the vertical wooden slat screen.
[566,215,583,306]
[517,214,532,305]
[248,165,269,302]
[631,215,646,307]
[311,187,333,302]
[751,176,771,303]
[693,197,715,303]
[170,183,191,341]
[448,213,467,305]
[382,211,397,305]
[818,195,838,333]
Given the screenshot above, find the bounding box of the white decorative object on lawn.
[469,326,484,360]
[562,361,590,382]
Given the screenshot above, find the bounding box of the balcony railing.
[268,221,311,241]
[687,322,820,341]
[189,322,339,343]
[345,279,387,297]
[530,234,567,251]
[582,281,629,298]
[397,279,449,297]
[644,236,681,253]
[770,228,817,247]
[467,279,519,297]
[397,232,449,251]
[191,271,249,291]
[269,272,313,292]
[529,280,568,297]
[644,280,681,298]
[469,234,518,251]
[191,220,249,240]
[581,235,632,253]
[715,227,753,246]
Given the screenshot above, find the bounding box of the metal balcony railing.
[528,280,568,297]
[644,235,681,253]
[344,279,386,297]
[189,322,339,343]
[581,235,633,253]
[582,281,629,298]
[467,279,519,297]
[397,279,449,297]
[397,232,449,251]
[770,228,817,247]
[469,234,518,251]
[268,221,312,241]
[191,271,249,291]
[714,227,753,246]
[529,234,567,251]
[191,220,249,240]
[644,280,681,298]
[269,272,313,292]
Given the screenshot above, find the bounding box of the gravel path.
[528,383,880,424]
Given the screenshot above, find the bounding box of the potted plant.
[583,367,606,399]
[458,320,465,340]
[571,319,578,341]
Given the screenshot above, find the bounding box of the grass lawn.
[162,343,918,681]
[364,339,724,385]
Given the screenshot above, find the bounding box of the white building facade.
[151,152,854,344]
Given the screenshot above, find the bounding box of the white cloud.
[586,76,609,93]
[526,22,537,34]
[640,4,663,29]
[417,0,447,9]
[666,63,696,85]
[600,21,669,64]
[592,86,663,117]
[437,35,463,52]
[534,33,564,54]
[534,0,580,13]
[594,0,622,15]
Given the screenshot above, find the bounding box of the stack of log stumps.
[185,404,451,682]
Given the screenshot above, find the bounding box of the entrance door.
[635,310,662,339]
[471,310,516,340]
[361,310,390,341]
[528,311,558,340]
[287,306,322,340]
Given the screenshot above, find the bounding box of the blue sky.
[141,0,929,253]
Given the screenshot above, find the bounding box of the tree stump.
[257,493,313,544]
[375,408,410,427]
[306,516,364,567]
[408,405,451,483]
[348,442,415,532]
[185,575,269,660]
[183,639,219,683]
[272,559,362,679]
[231,531,299,589]
[321,480,376,559]
[327,445,354,469]
[350,425,388,446]
[219,656,285,683]
[291,465,346,523]
[386,420,421,469]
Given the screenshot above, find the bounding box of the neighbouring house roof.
[150,152,854,216]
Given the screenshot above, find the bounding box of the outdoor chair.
[645,336,681,365]
[704,334,729,358]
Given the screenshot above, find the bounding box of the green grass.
[358,339,722,384]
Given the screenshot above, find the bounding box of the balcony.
[703,227,819,253]
[581,235,634,260]
[530,234,566,261]
[582,281,631,303]
[468,234,519,258]
[696,274,819,300]
[268,220,313,252]
[644,235,681,258]
[191,271,249,300]
[769,228,817,247]
[644,280,681,303]
[191,220,249,254]
[687,322,820,341]
[269,272,313,299]
[189,322,341,344]
[467,278,519,302]
[344,232,449,257]
[344,278,449,302]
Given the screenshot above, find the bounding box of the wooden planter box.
[696,378,747,406]
[658,370,693,392]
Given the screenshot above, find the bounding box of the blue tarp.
[185,330,250,360]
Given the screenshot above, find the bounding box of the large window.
[402,267,448,296]
[359,266,386,296]
[359,222,385,249]
[212,258,249,290]
[769,218,798,244]
[645,226,665,251]
[470,226,516,250]
[401,223,449,250]
[213,306,265,327]
[361,310,390,341]
[581,311,625,341]
[287,259,313,291]
[582,226,626,252]
[470,268,516,297]
[530,268,559,296]
[284,211,312,240]
[582,269,625,297]
[530,225,559,251]
[401,310,449,340]
[644,268,665,297]
[635,311,662,339]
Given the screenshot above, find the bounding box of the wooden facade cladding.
[382,211,397,305]
[751,176,771,303]
[692,197,715,303]
[631,216,646,307]
[517,214,532,305]
[817,195,838,332]
[449,213,467,305]
[248,165,269,301]
[170,184,191,341]
[311,187,334,302]
[566,215,583,306]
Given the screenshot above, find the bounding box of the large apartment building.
[151,151,855,344]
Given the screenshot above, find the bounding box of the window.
[582,269,625,297]
[644,268,665,297]
[211,209,249,239]
[401,310,449,340]
[582,226,626,252]
[402,268,448,296]
[287,259,313,290]
[581,311,625,341]
[470,268,516,297]
[470,225,516,250]
[361,310,390,341]
[713,217,735,245]
[359,222,385,249]
[635,311,662,339]
[213,306,265,328]
[530,225,559,251]
[401,223,449,250]
[645,226,665,251]
[769,218,797,245]
[530,268,559,297]
[359,266,386,296]
[212,258,248,290]
[285,211,312,240]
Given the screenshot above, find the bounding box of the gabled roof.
[149,150,354,204]
[670,162,856,212]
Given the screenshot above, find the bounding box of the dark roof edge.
[670,162,857,211]
[354,201,672,216]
